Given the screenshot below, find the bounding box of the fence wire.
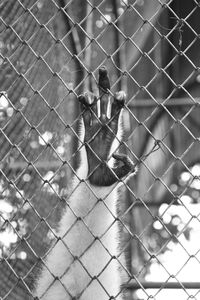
[1,0,200,299]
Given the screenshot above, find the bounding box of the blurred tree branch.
[111,0,126,91]
[59,0,82,56]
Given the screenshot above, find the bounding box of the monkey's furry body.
[34,67,135,300]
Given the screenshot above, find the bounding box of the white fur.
[34,111,128,300]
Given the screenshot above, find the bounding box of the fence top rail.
[124,281,200,290]
[129,97,200,108]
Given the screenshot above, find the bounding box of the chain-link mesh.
[1,0,200,299]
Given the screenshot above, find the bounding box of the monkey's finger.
[98,66,110,121]
[111,91,126,117]
[78,94,91,127]
[112,153,134,167]
[90,95,98,120]
[109,91,126,132]
[84,92,99,124]
[112,153,136,179]
[98,66,110,93]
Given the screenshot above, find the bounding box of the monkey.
[33,66,136,300]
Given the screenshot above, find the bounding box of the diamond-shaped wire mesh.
[1,0,200,299]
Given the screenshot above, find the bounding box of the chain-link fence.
[1,0,200,299]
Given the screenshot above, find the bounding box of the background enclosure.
[0,0,200,299]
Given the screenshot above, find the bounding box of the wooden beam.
[124,281,200,290]
[128,97,200,108]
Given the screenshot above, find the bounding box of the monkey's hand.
[78,67,135,186]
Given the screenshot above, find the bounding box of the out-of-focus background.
[1,0,200,299]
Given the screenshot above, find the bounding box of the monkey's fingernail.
[99,66,108,75]
[84,93,95,105]
[115,91,126,102]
